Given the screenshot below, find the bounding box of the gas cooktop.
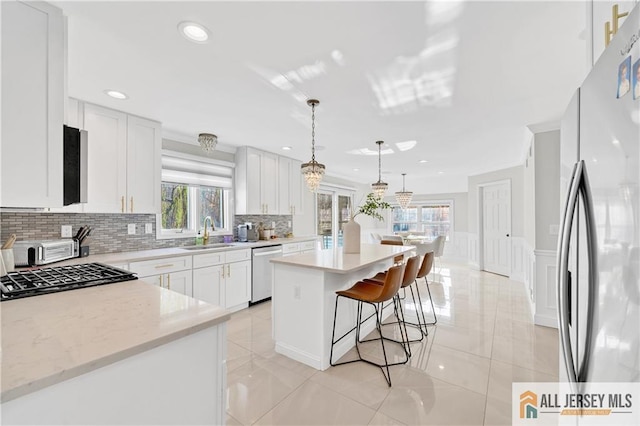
[0,263,137,301]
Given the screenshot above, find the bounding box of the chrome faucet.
[203,216,214,245]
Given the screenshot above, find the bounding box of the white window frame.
[389,199,454,241]
[156,150,234,240]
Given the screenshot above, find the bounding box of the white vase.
[343,217,361,253]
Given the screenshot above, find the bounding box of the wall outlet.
[127,224,136,235]
[287,221,292,228]
[145,223,153,234]
[271,221,276,229]
[61,225,72,238]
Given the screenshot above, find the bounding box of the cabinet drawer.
[193,252,225,269]
[282,243,301,254]
[129,256,192,277]
[225,249,251,263]
[300,240,317,251]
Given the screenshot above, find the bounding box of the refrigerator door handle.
[577,160,598,383]
[557,161,580,384]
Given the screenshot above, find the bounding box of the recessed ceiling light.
[419,159,428,163]
[438,171,444,175]
[282,146,292,151]
[612,139,621,146]
[353,168,359,172]
[178,21,210,43]
[104,90,128,100]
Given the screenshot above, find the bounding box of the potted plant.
[344,193,391,253]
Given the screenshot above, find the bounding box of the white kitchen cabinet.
[278,157,304,215]
[282,239,318,256]
[235,147,278,214]
[224,260,251,309]
[128,256,193,297]
[192,249,251,311]
[80,102,161,213]
[193,265,223,306]
[1,0,64,208]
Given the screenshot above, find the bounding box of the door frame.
[477,179,512,275]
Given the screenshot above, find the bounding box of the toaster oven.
[13,240,79,266]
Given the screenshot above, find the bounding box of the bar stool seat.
[330,264,406,387]
[416,251,437,325]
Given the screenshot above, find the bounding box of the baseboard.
[534,314,558,329]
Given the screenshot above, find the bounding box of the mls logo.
[520,390,538,419]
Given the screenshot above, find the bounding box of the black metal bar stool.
[415,251,437,325]
[361,255,423,346]
[329,264,406,387]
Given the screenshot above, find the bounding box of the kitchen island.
[271,243,414,370]
[1,279,230,425]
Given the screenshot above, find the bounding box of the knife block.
[79,245,90,258]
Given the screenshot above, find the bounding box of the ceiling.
[55,0,587,193]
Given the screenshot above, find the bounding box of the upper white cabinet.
[277,157,304,215]
[1,0,64,208]
[81,102,161,213]
[235,147,278,214]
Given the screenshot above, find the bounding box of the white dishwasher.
[251,245,282,304]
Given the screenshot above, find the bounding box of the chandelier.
[198,133,218,153]
[371,140,388,199]
[395,173,413,209]
[301,99,325,192]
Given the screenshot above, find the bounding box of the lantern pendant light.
[371,140,388,199]
[395,173,413,209]
[301,99,325,192]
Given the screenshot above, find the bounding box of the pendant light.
[371,140,388,199]
[395,173,413,209]
[198,133,218,153]
[301,99,325,192]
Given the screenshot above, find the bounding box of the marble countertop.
[270,243,414,274]
[0,279,230,403]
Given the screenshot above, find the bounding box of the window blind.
[161,151,233,188]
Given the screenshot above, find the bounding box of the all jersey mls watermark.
[513,382,640,425]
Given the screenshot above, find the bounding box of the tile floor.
[225,261,559,425]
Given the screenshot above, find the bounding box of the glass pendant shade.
[198,133,217,152]
[395,173,413,209]
[371,140,388,199]
[301,99,325,192]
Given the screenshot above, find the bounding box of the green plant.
[353,193,391,221]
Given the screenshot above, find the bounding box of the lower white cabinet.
[283,240,318,256]
[192,265,223,306]
[192,249,251,311]
[128,256,193,297]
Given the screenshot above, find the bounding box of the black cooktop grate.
[1,263,137,301]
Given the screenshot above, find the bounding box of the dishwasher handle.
[253,249,283,257]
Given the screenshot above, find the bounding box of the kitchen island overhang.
[270,243,415,370]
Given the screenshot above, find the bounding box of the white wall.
[533,130,561,251]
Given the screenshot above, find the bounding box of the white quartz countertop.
[47,236,319,267]
[0,279,230,403]
[270,244,414,274]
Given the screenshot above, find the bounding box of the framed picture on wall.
[617,56,631,98]
[633,58,640,100]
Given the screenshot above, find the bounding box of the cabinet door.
[127,116,161,213]
[225,260,251,308]
[289,158,304,215]
[278,157,292,214]
[167,270,193,297]
[245,149,263,214]
[193,265,223,306]
[1,1,64,208]
[82,103,127,212]
[261,152,278,214]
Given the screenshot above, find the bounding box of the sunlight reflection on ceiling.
[368,1,464,115]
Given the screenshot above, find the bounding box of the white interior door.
[482,181,511,276]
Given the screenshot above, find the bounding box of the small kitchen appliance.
[237,224,248,242]
[13,239,79,267]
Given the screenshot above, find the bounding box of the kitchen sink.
[181,243,233,251]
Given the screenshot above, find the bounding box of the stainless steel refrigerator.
[558,3,639,386]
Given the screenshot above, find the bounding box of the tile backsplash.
[0,212,227,255]
[0,212,294,256]
[233,215,292,239]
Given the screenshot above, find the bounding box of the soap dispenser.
[195,230,204,245]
